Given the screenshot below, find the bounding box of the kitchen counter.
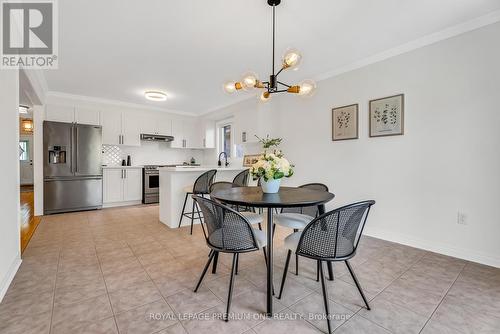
[102,166,143,169]
[159,166,247,228]
[159,165,246,172]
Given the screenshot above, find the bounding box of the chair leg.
[262,246,268,266]
[272,223,276,238]
[258,223,262,231]
[293,228,299,275]
[316,261,320,282]
[212,251,219,274]
[327,261,334,281]
[178,193,189,228]
[190,200,196,235]
[345,260,370,310]
[319,260,332,334]
[194,251,215,292]
[235,254,239,275]
[194,201,207,239]
[225,253,238,322]
[278,250,292,299]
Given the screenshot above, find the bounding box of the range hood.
[140,134,174,142]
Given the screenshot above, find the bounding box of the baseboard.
[0,256,22,303]
[365,227,500,268]
[103,200,142,208]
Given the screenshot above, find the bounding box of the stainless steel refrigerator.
[43,121,103,214]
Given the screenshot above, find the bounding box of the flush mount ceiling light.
[223,0,316,101]
[19,105,29,114]
[144,91,167,102]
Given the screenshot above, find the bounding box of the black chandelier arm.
[269,89,290,94]
[272,4,276,76]
[277,81,291,88]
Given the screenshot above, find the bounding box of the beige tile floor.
[1,205,500,334]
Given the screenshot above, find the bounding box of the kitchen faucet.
[218,152,229,167]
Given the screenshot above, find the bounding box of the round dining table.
[211,186,335,316]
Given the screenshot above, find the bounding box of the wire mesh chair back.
[193,196,259,252]
[296,200,375,260]
[232,169,250,187]
[209,181,233,195]
[193,169,217,194]
[281,183,329,217]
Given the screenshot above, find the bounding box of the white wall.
[111,142,204,166]
[0,70,22,301]
[203,23,500,267]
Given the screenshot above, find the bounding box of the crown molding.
[46,91,197,117]
[200,10,500,116]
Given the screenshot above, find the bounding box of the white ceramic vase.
[260,178,281,193]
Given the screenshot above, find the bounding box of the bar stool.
[178,169,217,235]
[277,200,375,334]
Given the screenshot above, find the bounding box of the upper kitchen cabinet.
[201,119,215,148]
[45,105,75,123]
[45,105,100,125]
[101,109,141,146]
[171,119,203,149]
[75,107,100,125]
[121,111,141,146]
[140,113,172,136]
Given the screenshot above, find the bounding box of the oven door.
[144,172,160,194]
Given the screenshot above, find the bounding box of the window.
[222,124,231,157]
[19,140,29,161]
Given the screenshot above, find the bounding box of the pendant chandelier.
[223,0,316,102]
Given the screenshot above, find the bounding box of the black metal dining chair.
[192,196,267,321]
[178,169,217,235]
[274,183,330,275]
[277,200,376,334]
[232,169,250,187]
[210,181,264,231]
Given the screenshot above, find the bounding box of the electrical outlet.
[457,212,467,225]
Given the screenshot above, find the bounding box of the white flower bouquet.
[250,136,294,193]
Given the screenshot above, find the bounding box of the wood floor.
[20,186,41,254]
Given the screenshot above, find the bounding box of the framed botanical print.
[369,94,404,137]
[332,104,358,141]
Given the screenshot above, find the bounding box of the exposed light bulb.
[298,79,316,97]
[223,82,236,94]
[260,91,271,102]
[283,48,302,69]
[241,72,259,90]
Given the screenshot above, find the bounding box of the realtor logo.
[1,0,58,68]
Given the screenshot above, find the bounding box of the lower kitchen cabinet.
[103,167,142,207]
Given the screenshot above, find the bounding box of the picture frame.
[369,94,404,137]
[243,154,261,167]
[332,104,359,141]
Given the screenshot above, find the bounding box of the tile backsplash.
[102,142,206,166]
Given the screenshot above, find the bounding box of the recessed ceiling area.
[43,0,500,114]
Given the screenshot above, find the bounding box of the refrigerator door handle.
[70,125,74,174]
[75,125,79,173]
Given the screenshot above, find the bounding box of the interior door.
[19,136,33,184]
[75,124,102,176]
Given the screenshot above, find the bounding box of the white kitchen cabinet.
[171,119,185,148]
[202,120,215,148]
[101,110,141,146]
[75,107,100,125]
[101,109,122,145]
[45,105,75,123]
[140,113,172,136]
[103,169,123,203]
[123,168,142,201]
[103,167,143,207]
[183,119,203,148]
[121,112,141,146]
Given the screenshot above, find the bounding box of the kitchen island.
[159,166,247,228]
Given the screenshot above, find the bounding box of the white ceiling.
[43,0,500,114]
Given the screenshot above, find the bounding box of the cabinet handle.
[124,169,127,178]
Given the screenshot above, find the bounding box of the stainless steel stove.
[142,165,176,204]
